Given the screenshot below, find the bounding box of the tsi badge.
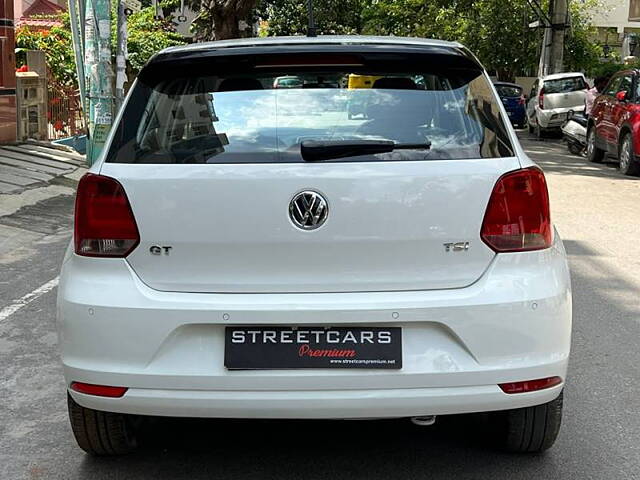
[443,241,470,252]
[150,245,172,255]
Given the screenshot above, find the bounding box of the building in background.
[0,0,17,142]
[13,0,65,30]
[591,0,640,58]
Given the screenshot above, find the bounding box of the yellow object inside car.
[348,74,383,89]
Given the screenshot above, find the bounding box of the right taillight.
[481,167,552,253]
[538,88,545,109]
[74,173,140,257]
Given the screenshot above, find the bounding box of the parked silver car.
[526,72,588,137]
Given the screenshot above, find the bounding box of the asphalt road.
[2,132,640,479]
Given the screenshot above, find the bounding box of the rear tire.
[619,133,640,176]
[490,391,563,453]
[568,142,583,156]
[586,128,605,163]
[67,393,138,455]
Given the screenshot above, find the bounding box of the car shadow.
[516,131,638,181]
[78,414,551,479]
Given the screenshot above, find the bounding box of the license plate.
[224,327,402,370]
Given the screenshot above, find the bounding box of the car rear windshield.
[495,85,522,98]
[543,77,586,94]
[106,52,514,164]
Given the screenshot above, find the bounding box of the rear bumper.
[70,383,564,419]
[505,108,526,125]
[538,106,584,129]
[57,235,572,419]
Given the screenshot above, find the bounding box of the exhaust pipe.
[410,415,436,426]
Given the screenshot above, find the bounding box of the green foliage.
[125,6,186,72]
[589,60,639,79]
[358,0,602,80]
[257,0,365,36]
[16,7,186,89]
[565,0,605,76]
[15,13,77,86]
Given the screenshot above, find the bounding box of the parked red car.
[588,69,640,176]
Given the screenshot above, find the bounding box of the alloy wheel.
[620,136,631,172]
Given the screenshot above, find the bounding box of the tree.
[564,0,606,76]
[123,6,186,72]
[257,0,364,36]
[185,0,257,40]
[361,0,601,81]
[16,9,186,87]
[16,14,77,86]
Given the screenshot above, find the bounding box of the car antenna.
[307,0,317,37]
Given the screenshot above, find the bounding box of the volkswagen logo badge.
[289,191,328,230]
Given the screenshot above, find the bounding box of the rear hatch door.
[101,46,518,293]
[103,158,516,293]
[543,76,587,110]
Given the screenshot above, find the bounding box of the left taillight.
[74,173,140,257]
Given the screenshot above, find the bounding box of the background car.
[526,72,588,138]
[587,69,640,176]
[494,81,526,128]
[273,76,303,88]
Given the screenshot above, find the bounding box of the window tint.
[543,77,586,94]
[107,62,513,164]
[604,76,623,97]
[618,75,633,98]
[495,85,522,98]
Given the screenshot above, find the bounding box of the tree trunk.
[202,0,256,41]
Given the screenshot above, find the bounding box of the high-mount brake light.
[481,167,552,253]
[74,173,140,257]
[254,54,363,68]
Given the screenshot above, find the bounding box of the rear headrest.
[217,78,264,92]
[372,77,417,90]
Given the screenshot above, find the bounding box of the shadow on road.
[77,414,556,479]
[517,132,635,181]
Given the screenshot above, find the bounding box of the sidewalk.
[0,141,86,194]
[0,142,86,262]
[0,141,87,218]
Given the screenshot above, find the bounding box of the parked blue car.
[494,82,526,128]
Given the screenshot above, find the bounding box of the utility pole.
[115,1,128,113]
[530,0,568,76]
[548,0,568,74]
[307,0,316,37]
[84,0,113,165]
[537,0,553,77]
[67,0,86,113]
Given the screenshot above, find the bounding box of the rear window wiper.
[300,139,431,162]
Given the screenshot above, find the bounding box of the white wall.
[591,0,640,32]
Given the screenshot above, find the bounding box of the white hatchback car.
[57,36,571,455]
[526,72,588,137]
